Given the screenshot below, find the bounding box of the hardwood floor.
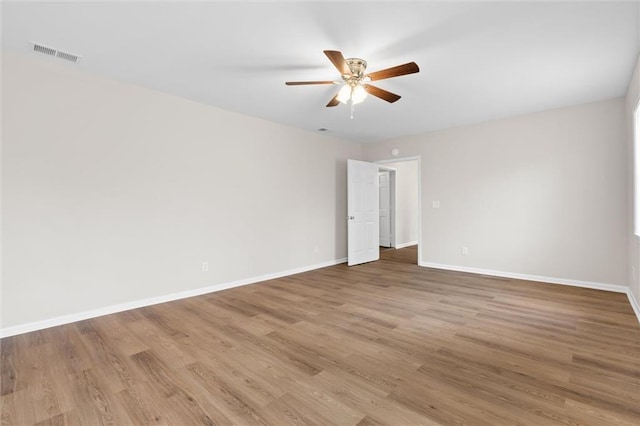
[2,246,639,425]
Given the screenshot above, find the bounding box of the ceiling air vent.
[31,42,81,63]
[55,51,80,63]
[33,43,56,56]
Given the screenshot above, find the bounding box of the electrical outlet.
[432,200,441,209]
[461,246,468,255]
[202,262,209,272]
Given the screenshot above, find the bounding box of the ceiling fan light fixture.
[337,85,352,104]
[336,83,368,105]
[351,84,368,104]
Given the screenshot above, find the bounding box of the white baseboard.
[420,261,628,292]
[395,241,418,249]
[0,257,348,338]
[420,261,639,323]
[5,257,638,338]
[627,290,640,323]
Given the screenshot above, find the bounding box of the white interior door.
[379,172,391,247]
[348,159,380,266]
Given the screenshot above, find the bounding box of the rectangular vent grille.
[33,44,56,56]
[55,51,80,62]
[32,43,81,63]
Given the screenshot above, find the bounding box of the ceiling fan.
[286,50,419,117]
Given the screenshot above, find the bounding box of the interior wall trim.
[0,257,348,338]
[627,289,640,323]
[421,261,639,323]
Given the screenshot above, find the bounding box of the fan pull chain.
[350,102,355,120]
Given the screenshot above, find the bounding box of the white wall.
[1,51,361,331]
[625,55,640,306]
[364,99,628,287]
[384,161,418,247]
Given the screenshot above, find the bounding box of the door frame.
[375,156,422,265]
[377,167,396,248]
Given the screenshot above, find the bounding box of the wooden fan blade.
[366,62,419,81]
[285,80,336,86]
[324,50,351,75]
[363,84,401,103]
[326,94,340,107]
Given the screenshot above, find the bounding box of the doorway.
[376,157,420,265]
[347,157,421,266]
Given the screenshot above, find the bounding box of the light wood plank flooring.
[2,246,639,425]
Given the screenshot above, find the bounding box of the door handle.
[347,216,355,220]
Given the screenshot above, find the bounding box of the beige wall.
[625,55,640,305]
[1,51,361,330]
[364,98,628,287]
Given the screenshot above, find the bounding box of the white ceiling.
[2,1,639,143]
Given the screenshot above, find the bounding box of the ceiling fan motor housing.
[345,58,367,80]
